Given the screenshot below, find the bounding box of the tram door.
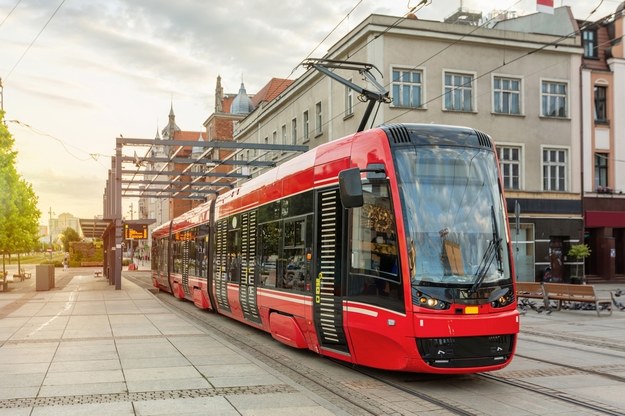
[239,211,261,324]
[214,219,231,313]
[313,188,349,354]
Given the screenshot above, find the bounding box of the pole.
[48,207,54,246]
[115,144,123,290]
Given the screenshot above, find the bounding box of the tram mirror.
[338,168,364,208]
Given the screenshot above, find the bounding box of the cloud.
[25,168,106,218]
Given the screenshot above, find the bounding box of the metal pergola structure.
[101,136,308,289]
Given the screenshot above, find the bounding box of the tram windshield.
[395,146,511,290]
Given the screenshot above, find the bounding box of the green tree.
[0,111,42,274]
[568,243,591,283]
[60,227,81,253]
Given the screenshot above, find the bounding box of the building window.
[345,80,354,116]
[542,148,567,191]
[444,71,474,112]
[512,223,535,282]
[303,110,309,140]
[594,153,608,189]
[315,102,322,135]
[498,146,521,190]
[493,76,521,115]
[291,118,297,145]
[391,68,423,108]
[541,80,567,118]
[271,131,277,159]
[281,124,287,145]
[594,85,607,123]
[582,29,598,58]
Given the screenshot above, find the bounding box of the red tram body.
[152,123,520,374]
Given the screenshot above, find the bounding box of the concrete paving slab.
[126,377,211,393]
[48,358,120,373]
[37,381,127,398]
[30,401,134,416]
[51,340,118,362]
[132,396,238,416]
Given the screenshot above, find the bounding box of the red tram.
[151,123,520,374]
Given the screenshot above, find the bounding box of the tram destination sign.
[124,224,147,240]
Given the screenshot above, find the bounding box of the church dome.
[192,132,205,157]
[230,82,254,115]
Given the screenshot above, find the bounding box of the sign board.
[124,224,147,240]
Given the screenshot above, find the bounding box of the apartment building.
[579,4,625,281]
[233,11,583,282]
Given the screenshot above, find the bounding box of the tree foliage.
[61,227,81,252]
[0,111,42,270]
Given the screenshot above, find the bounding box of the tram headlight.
[416,291,450,310]
[490,291,515,308]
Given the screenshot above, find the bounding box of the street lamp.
[48,207,56,247]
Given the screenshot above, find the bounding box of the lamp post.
[48,207,55,249]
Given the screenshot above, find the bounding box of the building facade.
[49,212,81,244]
[233,11,584,282]
[579,3,625,281]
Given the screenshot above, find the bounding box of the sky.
[0,0,620,226]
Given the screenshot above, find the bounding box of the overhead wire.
[0,0,23,28]
[7,119,109,168]
[4,0,67,81]
[232,0,431,158]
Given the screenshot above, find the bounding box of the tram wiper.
[468,206,503,296]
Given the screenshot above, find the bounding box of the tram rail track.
[345,363,625,416]
[127,273,625,415]
[521,328,625,353]
[477,372,624,416]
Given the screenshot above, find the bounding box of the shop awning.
[585,211,625,228]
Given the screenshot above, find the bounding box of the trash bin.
[36,264,55,291]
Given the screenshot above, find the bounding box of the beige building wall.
[235,14,582,196]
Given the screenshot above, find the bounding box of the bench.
[13,268,32,282]
[81,262,103,267]
[516,281,548,313]
[543,283,612,317]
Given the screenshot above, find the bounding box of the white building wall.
[581,69,594,193]
[609,58,625,193]
[235,14,581,198]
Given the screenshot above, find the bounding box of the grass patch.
[3,253,65,265]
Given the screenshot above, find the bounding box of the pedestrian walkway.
[0,268,344,416]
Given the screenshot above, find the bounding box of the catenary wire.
[0,0,23,28]
[4,0,67,81]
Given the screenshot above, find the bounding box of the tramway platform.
[0,267,344,416]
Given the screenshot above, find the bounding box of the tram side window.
[258,221,281,288]
[227,225,241,283]
[196,235,208,279]
[172,240,183,274]
[160,239,168,273]
[152,239,163,272]
[280,216,312,292]
[188,238,197,277]
[348,181,404,310]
